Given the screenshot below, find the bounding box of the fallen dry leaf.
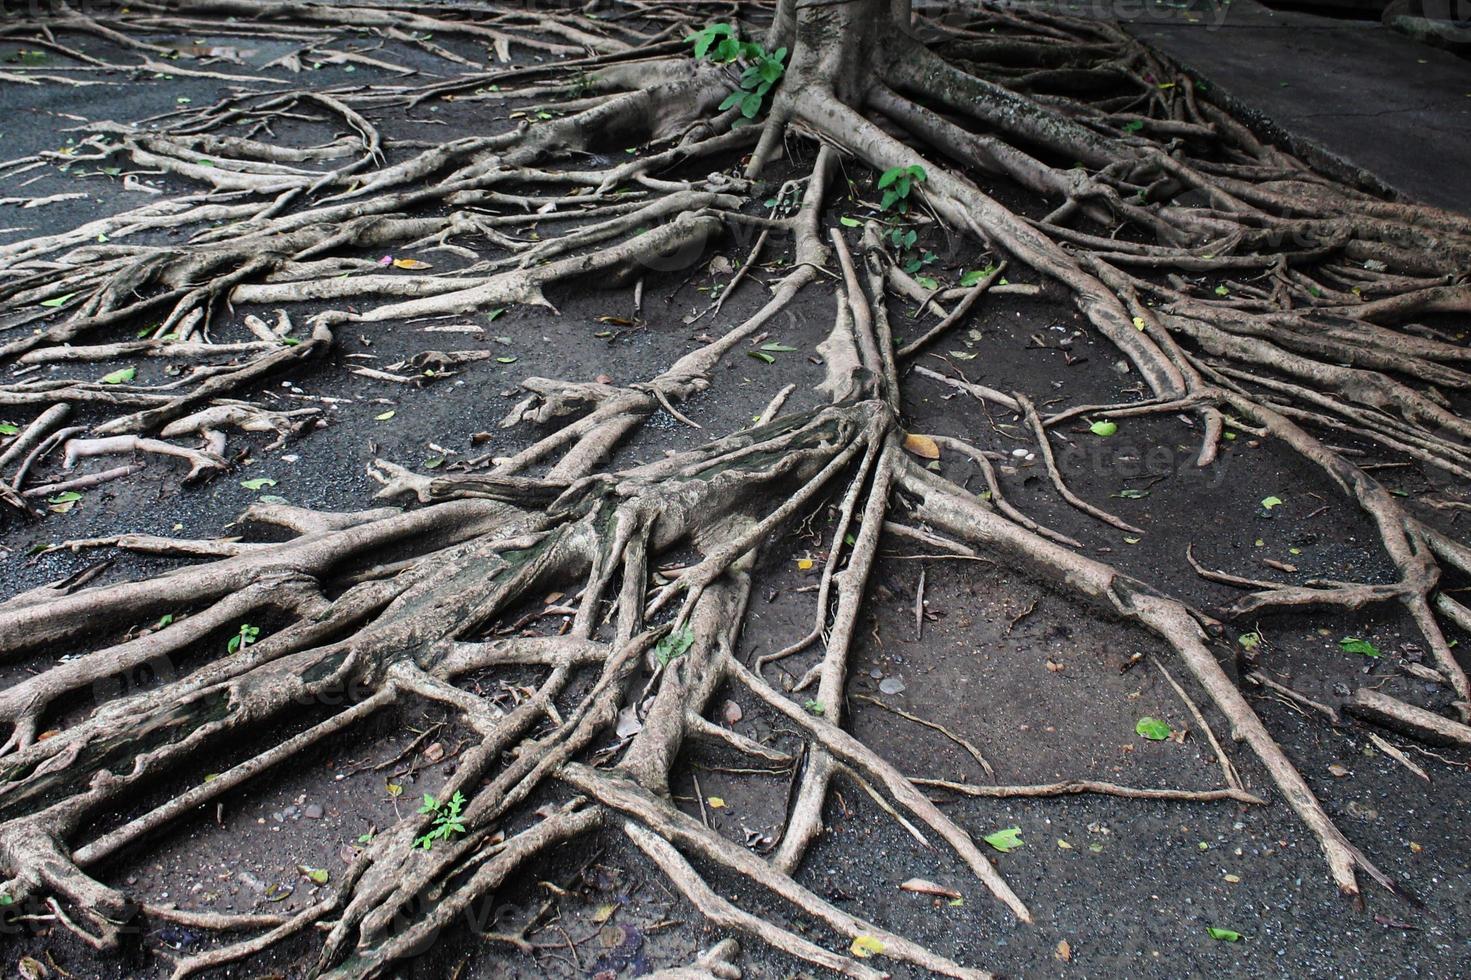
[1056,939,1072,962]
[903,432,941,460]
[900,878,962,900]
[392,258,432,270]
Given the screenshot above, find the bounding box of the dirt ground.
[2,10,1471,980]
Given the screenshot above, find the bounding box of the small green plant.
[414,791,467,850]
[227,623,260,654]
[688,23,786,119]
[878,165,926,215]
[875,165,935,274]
[763,181,802,216]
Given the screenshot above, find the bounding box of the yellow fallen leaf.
[1056,939,1072,962]
[1410,841,1423,854]
[707,796,726,809]
[796,558,814,571]
[1224,873,1241,883]
[903,433,941,460]
[900,878,961,899]
[591,903,618,923]
[392,258,432,270]
[850,935,885,958]
[1057,838,1073,850]
[1132,316,1146,331]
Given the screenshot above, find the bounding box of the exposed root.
[0,0,1467,975]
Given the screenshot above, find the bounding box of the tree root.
[0,0,1468,975]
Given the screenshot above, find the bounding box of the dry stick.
[914,566,926,641]
[731,655,1031,922]
[624,822,886,980]
[1246,672,1340,724]
[853,693,995,779]
[931,434,1081,548]
[564,766,991,980]
[754,421,885,676]
[914,365,1020,412]
[1366,733,1431,783]
[845,765,930,846]
[1153,656,1244,792]
[916,776,1261,805]
[1015,392,1144,535]
[707,227,768,321]
[896,260,1005,360]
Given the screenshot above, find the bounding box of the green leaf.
[1113,488,1149,499]
[960,265,996,287]
[0,422,19,436]
[240,478,277,490]
[1135,717,1172,741]
[39,293,74,308]
[839,216,861,228]
[655,626,695,666]
[760,342,797,353]
[47,491,84,505]
[740,93,763,119]
[227,623,260,655]
[1214,285,1230,296]
[1237,632,1261,650]
[718,90,744,112]
[496,356,518,364]
[302,867,329,885]
[1089,420,1118,437]
[983,827,1024,853]
[1339,636,1380,658]
[100,367,136,385]
[748,350,775,364]
[804,699,825,716]
[1207,927,1243,942]
[1122,119,1145,132]
[375,410,396,421]
[1260,495,1283,510]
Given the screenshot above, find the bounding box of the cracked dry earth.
[0,2,1470,979]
